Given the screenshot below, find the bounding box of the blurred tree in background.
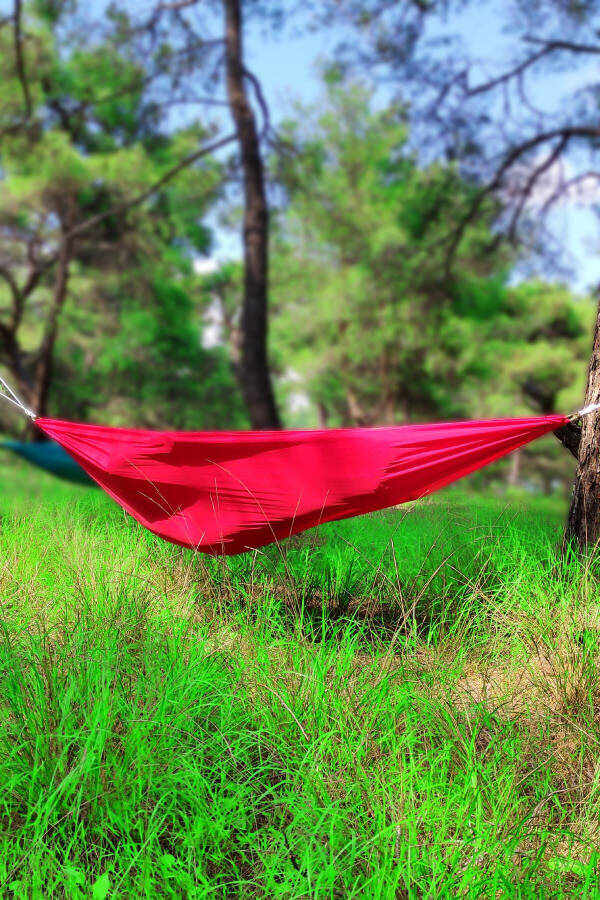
[0,0,597,498]
[316,0,600,538]
[114,0,284,429]
[268,87,592,431]
[0,0,245,430]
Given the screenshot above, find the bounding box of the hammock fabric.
[35,414,567,556]
[1,440,94,486]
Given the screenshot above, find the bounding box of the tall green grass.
[1,459,599,897]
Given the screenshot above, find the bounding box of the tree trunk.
[317,401,329,429]
[507,449,521,487]
[345,386,366,426]
[0,325,33,406]
[222,0,281,429]
[566,296,600,547]
[31,228,73,425]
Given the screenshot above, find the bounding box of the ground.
[0,457,599,898]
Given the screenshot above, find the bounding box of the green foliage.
[268,83,592,484]
[54,273,246,429]
[0,1,244,430]
[270,85,508,425]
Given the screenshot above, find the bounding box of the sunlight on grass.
[1,458,600,897]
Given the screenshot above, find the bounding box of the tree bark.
[345,386,367,426]
[31,224,73,424]
[566,295,600,547]
[521,377,581,457]
[222,0,281,429]
[507,448,521,486]
[0,324,32,403]
[317,401,329,429]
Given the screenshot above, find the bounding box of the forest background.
[1,0,599,496]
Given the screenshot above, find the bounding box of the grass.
[1,458,600,897]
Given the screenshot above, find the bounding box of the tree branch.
[445,126,600,268]
[58,38,226,120]
[540,170,600,218]
[467,37,600,98]
[524,36,600,55]
[243,66,271,139]
[67,131,237,243]
[0,264,22,309]
[156,0,199,9]
[507,134,569,243]
[468,46,553,96]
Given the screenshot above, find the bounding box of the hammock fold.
[34,414,567,555]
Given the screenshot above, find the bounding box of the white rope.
[567,401,600,422]
[577,402,600,417]
[0,374,35,419]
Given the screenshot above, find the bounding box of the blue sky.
[207,3,600,294]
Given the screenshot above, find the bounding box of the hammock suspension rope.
[570,402,600,421]
[0,374,35,420]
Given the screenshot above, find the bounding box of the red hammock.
[35,414,567,555]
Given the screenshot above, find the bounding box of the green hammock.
[1,440,95,486]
